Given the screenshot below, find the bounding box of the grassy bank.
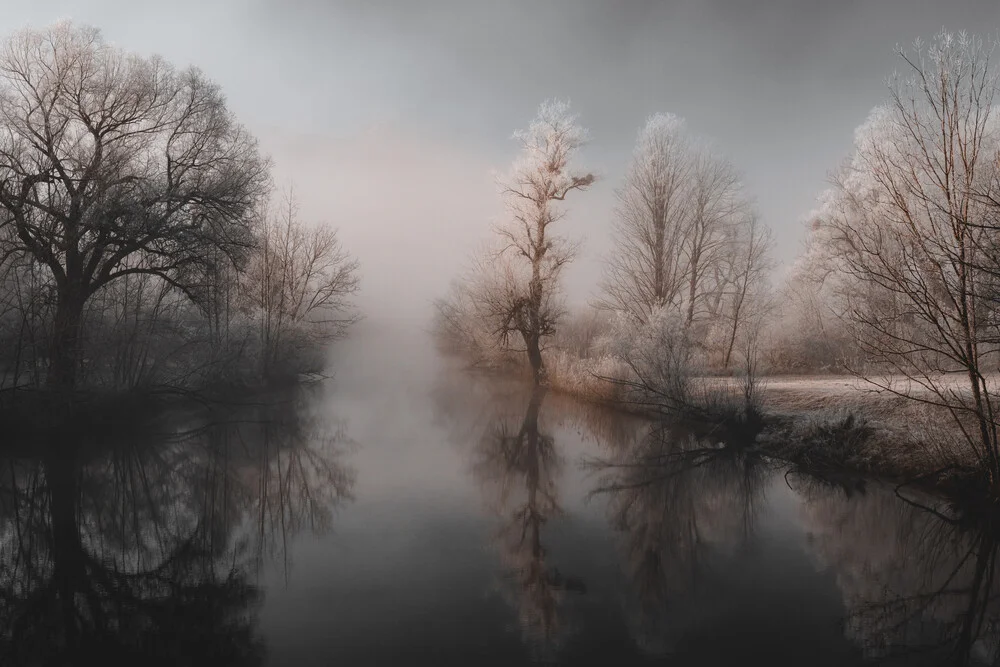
[535,355,986,510]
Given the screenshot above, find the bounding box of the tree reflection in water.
[436,370,1000,663]
[0,390,354,666]
[472,386,586,660]
[794,476,1000,666]
[589,424,770,655]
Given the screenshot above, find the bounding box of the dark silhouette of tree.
[0,22,269,391]
[0,389,354,665]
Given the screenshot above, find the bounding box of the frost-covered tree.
[436,100,594,384]
[599,114,769,370]
[813,31,1000,491]
[493,100,594,383]
[683,147,746,330]
[600,114,693,323]
[720,212,773,369]
[763,227,856,373]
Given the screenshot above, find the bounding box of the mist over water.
[253,327,1000,665]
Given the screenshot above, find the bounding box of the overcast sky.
[3,0,1000,321]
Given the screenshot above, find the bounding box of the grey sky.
[3,0,1000,320]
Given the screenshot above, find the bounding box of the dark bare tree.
[0,22,269,391]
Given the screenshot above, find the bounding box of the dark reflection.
[432,369,1000,663]
[795,477,1000,666]
[473,386,586,659]
[0,390,354,666]
[590,425,770,655]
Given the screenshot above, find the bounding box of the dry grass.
[756,375,979,497]
[543,349,629,405]
[760,378,910,418]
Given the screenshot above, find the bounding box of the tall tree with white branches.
[437,100,594,384]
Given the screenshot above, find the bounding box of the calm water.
[2,323,997,666]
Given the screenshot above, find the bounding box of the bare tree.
[242,193,360,376]
[599,115,755,330]
[432,271,508,368]
[599,114,693,323]
[599,114,766,378]
[721,213,774,369]
[815,31,1000,491]
[484,99,595,384]
[0,22,269,391]
[680,149,744,331]
[763,222,858,372]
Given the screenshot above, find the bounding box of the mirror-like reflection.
[431,371,856,664]
[590,423,770,656]
[795,475,1000,666]
[446,372,1000,665]
[11,358,1000,665]
[0,390,354,666]
[472,387,586,658]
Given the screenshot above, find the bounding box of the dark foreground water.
[2,324,998,666]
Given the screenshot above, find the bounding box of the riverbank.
[540,364,985,510]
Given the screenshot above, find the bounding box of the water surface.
[1,323,996,665]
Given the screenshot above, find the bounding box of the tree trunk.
[723,317,739,370]
[527,241,546,384]
[47,287,86,391]
[653,217,665,311]
[525,332,544,385]
[723,285,747,370]
[686,246,700,329]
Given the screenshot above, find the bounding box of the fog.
[4,0,1000,324]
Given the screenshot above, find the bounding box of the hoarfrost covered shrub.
[433,250,526,372]
[605,308,698,413]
